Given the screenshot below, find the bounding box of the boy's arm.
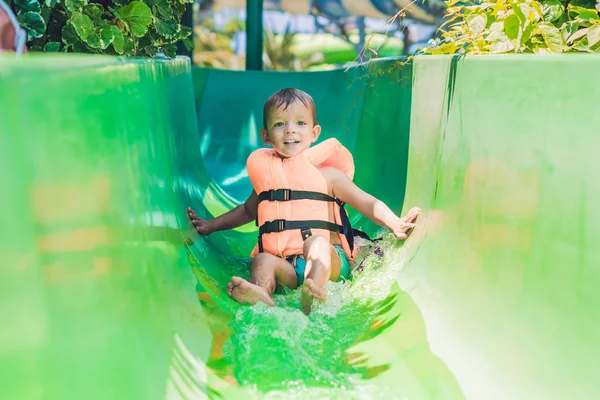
[324,167,420,239]
[187,190,258,235]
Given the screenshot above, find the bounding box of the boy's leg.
[228,253,297,306]
[301,235,341,313]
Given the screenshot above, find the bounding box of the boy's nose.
[285,123,296,133]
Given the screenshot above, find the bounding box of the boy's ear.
[260,128,271,145]
[311,124,322,143]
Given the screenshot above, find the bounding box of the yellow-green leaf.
[542,0,565,22]
[567,27,588,44]
[587,24,600,46]
[539,22,566,53]
[504,14,521,40]
[466,13,487,36]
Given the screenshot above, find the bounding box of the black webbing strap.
[255,188,380,254]
[257,189,336,203]
[259,219,344,235]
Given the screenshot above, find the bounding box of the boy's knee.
[303,235,329,255]
[252,253,273,268]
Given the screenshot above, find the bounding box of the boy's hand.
[391,207,421,240]
[187,207,213,236]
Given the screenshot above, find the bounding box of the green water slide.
[1,53,598,399]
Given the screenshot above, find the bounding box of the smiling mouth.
[284,140,300,144]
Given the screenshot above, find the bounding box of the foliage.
[424,0,600,54]
[192,17,324,71]
[7,0,193,57]
[192,17,244,69]
[263,23,324,71]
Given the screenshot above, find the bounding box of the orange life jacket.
[246,138,362,260]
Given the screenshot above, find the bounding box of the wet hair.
[263,88,317,129]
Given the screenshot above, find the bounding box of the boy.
[187,88,420,313]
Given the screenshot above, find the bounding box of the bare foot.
[227,276,275,306]
[301,278,327,314]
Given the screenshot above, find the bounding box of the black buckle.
[300,227,312,240]
[262,219,286,234]
[282,189,291,201]
[268,189,292,201]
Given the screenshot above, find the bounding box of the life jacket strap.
[259,219,344,235]
[257,189,336,203]
[255,189,380,255]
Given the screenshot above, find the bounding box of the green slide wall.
[401,55,600,399]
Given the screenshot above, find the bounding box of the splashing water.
[197,234,412,398]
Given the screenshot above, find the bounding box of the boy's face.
[260,100,321,158]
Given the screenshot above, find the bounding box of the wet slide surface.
[2,53,599,399]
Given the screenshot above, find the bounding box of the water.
[192,234,410,398]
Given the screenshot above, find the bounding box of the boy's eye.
[274,122,284,127]
[298,121,305,126]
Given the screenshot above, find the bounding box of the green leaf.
[87,25,114,49]
[155,0,173,19]
[182,37,192,51]
[522,20,534,43]
[84,4,104,24]
[40,3,50,23]
[566,27,588,43]
[71,12,94,41]
[572,37,593,51]
[110,25,124,54]
[466,13,487,36]
[65,0,87,13]
[513,3,527,23]
[162,43,177,58]
[62,23,86,51]
[569,6,600,20]
[123,35,134,55]
[530,1,545,20]
[43,41,61,51]
[587,24,600,45]
[17,11,46,39]
[116,1,153,38]
[578,10,599,20]
[518,3,540,22]
[539,22,566,52]
[144,44,159,57]
[176,24,192,40]
[542,0,565,22]
[489,33,514,53]
[155,19,178,38]
[562,21,581,41]
[504,14,521,41]
[45,0,57,6]
[489,21,504,32]
[14,0,41,14]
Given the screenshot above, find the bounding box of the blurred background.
[191,0,446,70]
